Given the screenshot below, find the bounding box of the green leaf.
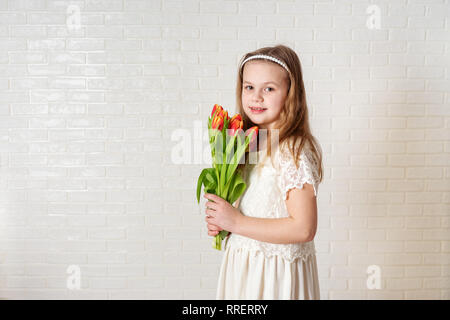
[223,134,238,186]
[220,157,227,196]
[225,134,237,160]
[197,167,219,204]
[204,169,217,192]
[224,133,248,189]
[205,169,217,185]
[227,173,247,206]
[204,185,216,195]
[219,230,229,241]
[219,132,229,195]
[196,168,209,204]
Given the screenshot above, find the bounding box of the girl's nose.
[252,90,263,101]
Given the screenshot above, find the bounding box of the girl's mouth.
[250,106,267,114]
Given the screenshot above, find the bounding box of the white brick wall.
[0,0,448,300]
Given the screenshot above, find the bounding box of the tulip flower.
[229,114,243,136]
[197,104,259,250]
[245,126,259,152]
[211,113,224,131]
[211,104,222,118]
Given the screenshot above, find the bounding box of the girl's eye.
[244,86,274,92]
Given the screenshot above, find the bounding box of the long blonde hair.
[235,44,323,185]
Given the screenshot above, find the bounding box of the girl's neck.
[258,131,273,152]
[258,132,267,152]
[258,129,281,154]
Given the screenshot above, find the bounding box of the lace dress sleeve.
[278,143,320,201]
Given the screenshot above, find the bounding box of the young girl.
[204,44,324,300]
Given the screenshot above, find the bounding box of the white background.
[0,0,449,299]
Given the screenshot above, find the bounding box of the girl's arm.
[233,183,317,244]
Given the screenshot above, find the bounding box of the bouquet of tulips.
[196,104,258,250]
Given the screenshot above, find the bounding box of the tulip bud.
[245,126,259,152]
[221,110,229,123]
[229,114,243,136]
[211,114,224,131]
[211,104,223,119]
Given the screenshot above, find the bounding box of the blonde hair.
[235,44,324,185]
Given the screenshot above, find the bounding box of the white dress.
[216,139,321,300]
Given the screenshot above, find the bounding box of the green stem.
[215,165,220,195]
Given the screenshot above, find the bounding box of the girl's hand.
[204,193,242,233]
[204,197,222,236]
[206,221,222,237]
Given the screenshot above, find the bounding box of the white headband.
[240,54,290,74]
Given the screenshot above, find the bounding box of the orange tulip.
[246,126,258,143]
[211,104,223,119]
[211,113,224,131]
[213,107,231,131]
[229,114,243,135]
[245,126,259,151]
[222,110,229,122]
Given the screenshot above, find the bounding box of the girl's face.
[241,60,289,131]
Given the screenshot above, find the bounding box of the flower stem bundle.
[196,104,258,250]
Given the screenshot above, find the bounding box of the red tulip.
[229,114,243,136]
[211,104,223,119]
[245,126,259,152]
[245,126,259,144]
[223,110,229,122]
[211,116,224,131]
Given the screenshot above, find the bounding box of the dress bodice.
[225,139,321,263]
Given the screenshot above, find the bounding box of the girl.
[204,44,324,300]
